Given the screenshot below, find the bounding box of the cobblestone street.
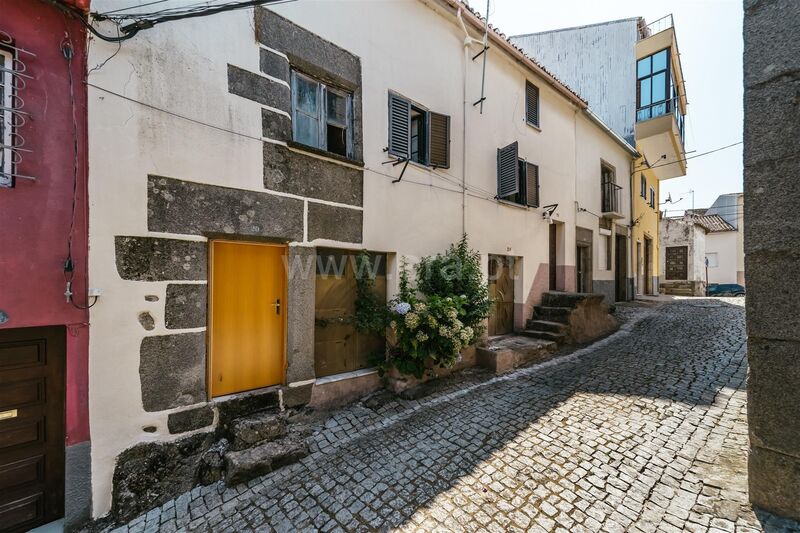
[106,299,800,533]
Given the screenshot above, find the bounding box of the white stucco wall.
[660,217,705,283]
[86,0,634,517]
[706,231,738,284]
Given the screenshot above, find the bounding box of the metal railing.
[639,14,674,40]
[602,179,623,215]
[636,96,685,146]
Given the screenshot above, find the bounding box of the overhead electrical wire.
[50,0,294,43]
[86,82,750,214]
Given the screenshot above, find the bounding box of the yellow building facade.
[632,19,688,295]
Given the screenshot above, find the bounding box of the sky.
[485,0,744,214]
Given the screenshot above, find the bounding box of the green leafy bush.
[376,235,490,378]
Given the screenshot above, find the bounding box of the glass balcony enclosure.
[636,48,685,145]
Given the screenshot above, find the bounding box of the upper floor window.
[525,81,540,128]
[637,48,675,121]
[601,163,621,214]
[291,70,353,159]
[388,93,450,168]
[496,141,539,208]
[1,47,13,187]
[649,186,656,209]
[640,174,647,198]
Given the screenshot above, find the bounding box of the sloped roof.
[694,214,735,233]
[443,0,588,107]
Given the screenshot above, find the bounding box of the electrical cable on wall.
[61,33,98,310]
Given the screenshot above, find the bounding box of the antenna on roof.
[472,0,490,114]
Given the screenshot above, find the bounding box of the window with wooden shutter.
[525,162,539,207]
[497,141,519,198]
[388,93,411,159]
[525,81,540,127]
[429,112,450,168]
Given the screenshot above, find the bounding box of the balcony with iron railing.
[602,179,624,219]
[638,14,674,40]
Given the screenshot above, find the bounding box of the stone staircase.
[200,390,311,487]
[523,291,618,345]
[661,280,702,296]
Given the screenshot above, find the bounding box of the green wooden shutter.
[428,112,450,168]
[526,162,539,207]
[388,93,411,159]
[497,141,519,198]
[526,81,540,127]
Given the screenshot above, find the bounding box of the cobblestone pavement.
[106,299,800,532]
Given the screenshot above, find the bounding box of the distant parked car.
[707,283,746,297]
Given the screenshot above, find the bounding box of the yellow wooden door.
[209,241,286,397]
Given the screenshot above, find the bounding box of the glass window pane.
[295,112,319,148]
[640,78,652,106]
[327,124,347,157]
[294,75,318,115]
[326,91,346,125]
[652,72,666,102]
[652,50,668,72]
[637,57,650,79]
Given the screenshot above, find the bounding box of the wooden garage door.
[0,326,65,533]
[665,246,688,280]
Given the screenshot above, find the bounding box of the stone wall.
[744,0,800,520]
[105,9,367,519]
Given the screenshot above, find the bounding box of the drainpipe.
[457,8,482,237]
[630,159,636,300]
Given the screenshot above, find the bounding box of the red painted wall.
[0,1,89,445]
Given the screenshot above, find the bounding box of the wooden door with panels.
[209,241,287,398]
[0,326,65,533]
[488,255,515,336]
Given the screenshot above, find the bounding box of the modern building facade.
[82,0,635,522]
[0,1,92,531]
[512,14,689,296]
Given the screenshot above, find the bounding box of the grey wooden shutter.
[429,112,450,168]
[526,162,539,207]
[388,94,411,159]
[526,81,540,126]
[496,141,519,198]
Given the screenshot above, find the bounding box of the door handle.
[0,409,18,421]
[271,298,281,315]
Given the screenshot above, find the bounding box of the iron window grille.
[0,30,35,187]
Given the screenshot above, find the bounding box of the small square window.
[291,70,353,158]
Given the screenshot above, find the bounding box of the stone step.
[520,329,566,342]
[476,336,558,374]
[224,434,309,486]
[525,319,568,333]
[229,410,287,451]
[533,305,572,324]
[215,388,281,430]
[541,291,605,309]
